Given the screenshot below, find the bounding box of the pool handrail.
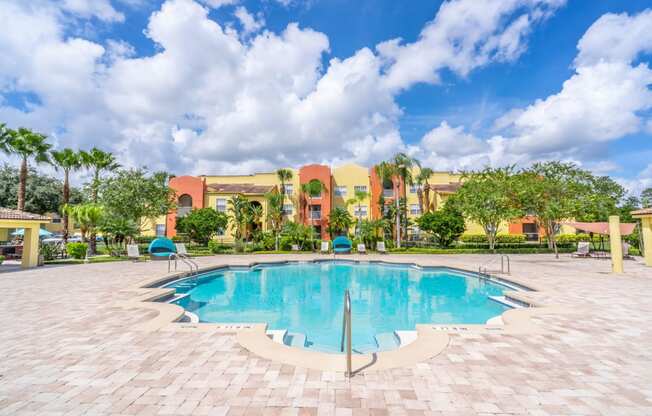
[340,289,352,377]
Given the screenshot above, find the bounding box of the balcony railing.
[383,189,394,198]
[310,211,322,220]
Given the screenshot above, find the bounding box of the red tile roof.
[430,183,461,193]
[631,208,652,216]
[206,183,276,195]
[0,207,50,221]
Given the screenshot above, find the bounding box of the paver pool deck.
[0,253,651,415]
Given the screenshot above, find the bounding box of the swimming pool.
[164,261,511,353]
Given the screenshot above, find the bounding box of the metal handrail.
[178,253,199,273]
[340,290,352,378]
[501,255,510,274]
[168,253,177,272]
[479,254,511,276]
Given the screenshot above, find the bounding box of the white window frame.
[409,185,418,193]
[353,205,368,217]
[216,198,227,213]
[353,185,368,194]
[155,224,166,237]
[284,184,293,196]
[334,186,347,197]
[409,204,421,215]
[283,204,293,215]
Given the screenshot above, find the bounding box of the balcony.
[383,189,394,198]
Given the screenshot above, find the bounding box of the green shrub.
[208,240,232,254]
[460,234,487,243]
[39,243,58,261]
[67,242,88,259]
[495,234,526,244]
[0,255,4,264]
[134,236,155,244]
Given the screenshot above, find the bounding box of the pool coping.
[116,258,575,373]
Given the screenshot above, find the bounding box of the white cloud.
[61,0,125,22]
[234,6,265,36]
[377,0,566,91]
[420,122,486,157]
[198,0,238,8]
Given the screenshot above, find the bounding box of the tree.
[328,207,353,237]
[518,162,594,258]
[100,216,139,256]
[266,192,284,250]
[392,153,420,241]
[641,188,652,208]
[0,164,84,214]
[416,167,435,213]
[276,168,293,199]
[99,169,176,233]
[346,189,369,236]
[80,147,120,203]
[375,161,399,247]
[228,194,251,244]
[358,219,386,249]
[63,204,104,245]
[451,167,523,251]
[416,204,465,248]
[282,221,313,250]
[576,175,625,222]
[176,208,228,245]
[51,148,82,244]
[0,127,51,211]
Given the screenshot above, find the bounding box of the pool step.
[284,332,307,348]
[374,332,400,351]
[488,295,525,309]
[395,331,417,346]
[266,329,287,344]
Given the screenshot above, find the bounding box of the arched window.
[177,194,192,217]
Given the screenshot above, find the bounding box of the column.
[21,225,40,268]
[608,215,623,274]
[641,217,652,267]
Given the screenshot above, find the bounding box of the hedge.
[460,234,526,244]
[389,247,576,254]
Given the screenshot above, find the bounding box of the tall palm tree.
[0,127,51,211]
[346,189,369,237]
[63,204,104,261]
[51,149,82,244]
[375,161,400,247]
[276,168,293,199]
[265,192,284,250]
[328,207,353,237]
[416,167,434,214]
[392,153,420,241]
[80,147,120,203]
[228,195,251,244]
[80,148,119,254]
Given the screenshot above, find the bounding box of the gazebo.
[631,208,652,267]
[0,208,51,268]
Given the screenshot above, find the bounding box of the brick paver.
[0,254,650,415]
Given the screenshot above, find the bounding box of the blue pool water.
[165,261,509,352]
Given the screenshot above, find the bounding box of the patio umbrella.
[564,222,636,235]
[11,228,54,238]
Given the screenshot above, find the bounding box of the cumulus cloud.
[234,6,265,36]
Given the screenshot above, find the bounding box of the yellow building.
[0,208,50,268]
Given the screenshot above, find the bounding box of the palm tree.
[228,195,251,245]
[392,153,420,241]
[63,204,104,261]
[266,192,284,250]
[346,189,369,237]
[51,148,82,244]
[276,168,293,199]
[375,161,400,247]
[416,167,434,214]
[328,207,353,237]
[0,127,51,211]
[80,147,120,203]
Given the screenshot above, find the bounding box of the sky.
[0,0,651,195]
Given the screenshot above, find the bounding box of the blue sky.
[1,0,651,194]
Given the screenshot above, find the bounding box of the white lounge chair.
[622,242,632,259]
[376,241,387,254]
[321,241,330,254]
[175,243,189,256]
[572,241,590,258]
[291,244,300,252]
[127,244,140,261]
[357,243,366,254]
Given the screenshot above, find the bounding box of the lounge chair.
[357,243,366,254]
[572,241,590,258]
[127,244,140,261]
[332,236,352,254]
[320,241,330,254]
[376,241,387,254]
[147,237,177,260]
[291,244,300,252]
[175,243,190,257]
[623,242,633,259]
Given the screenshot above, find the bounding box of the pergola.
[631,208,652,267]
[0,207,51,268]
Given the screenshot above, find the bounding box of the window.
[178,194,192,217]
[409,204,421,215]
[335,186,347,197]
[284,184,293,196]
[155,224,165,237]
[353,205,368,217]
[217,227,225,236]
[51,218,62,224]
[354,185,367,194]
[382,178,394,197]
[410,185,418,193]
[309,205,321,220]
[283,204,293,215]
[215,198,227,213]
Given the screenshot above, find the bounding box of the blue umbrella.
[11,228,54,238]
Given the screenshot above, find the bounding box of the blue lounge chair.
[148,237,177,260]
[332,236,352,254]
